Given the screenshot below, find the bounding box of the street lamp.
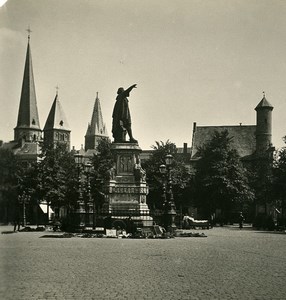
[159,153,177,233]
[18,191,31,227]
[74,153,84,176]
[84,161,94,229]
[74,152,85,229]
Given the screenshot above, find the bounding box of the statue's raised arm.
[112,84,138,144]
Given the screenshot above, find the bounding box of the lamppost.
[159,153,177,233]
[18,191,31,227]
[84,161,94,229]
[74,153,85,229]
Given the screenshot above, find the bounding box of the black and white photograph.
[1,1,286,299]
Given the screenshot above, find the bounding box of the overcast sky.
[1,0,286,150]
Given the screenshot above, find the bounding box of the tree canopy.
[142,140,191,210]
[272,136,286,217]
[37,144,78,214]
[193,130,254,221]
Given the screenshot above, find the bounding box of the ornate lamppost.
[18,191,31,227]
[159,153,177,233]
[84,161,94,229]
[74,153,85,229]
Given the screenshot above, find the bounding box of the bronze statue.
[112,84,138,143]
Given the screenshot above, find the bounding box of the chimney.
[183,143,188,154]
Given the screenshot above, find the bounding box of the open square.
[1,226,285,300]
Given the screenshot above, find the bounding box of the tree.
[193,130,254,222]
[0,148,39,224]
[273,136,286,219]
[89,138,114,210]
[0,148,18,223]
[142,140,191,211]
[38,144,78,218]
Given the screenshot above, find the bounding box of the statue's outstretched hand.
[132,84,137,89]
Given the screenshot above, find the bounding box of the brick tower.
[255,92,274,154]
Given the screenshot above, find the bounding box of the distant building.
[2,35,42,163]
[84,92,109,153]
[190,95,275,217]
[14,36,42,144]
[43,92,71,151]
[190,94,274,164]
[2,35,71,161]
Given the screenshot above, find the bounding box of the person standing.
[112,84,138,143]
[239,212,244,229]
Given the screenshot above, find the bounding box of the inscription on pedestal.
[112,186,148,194]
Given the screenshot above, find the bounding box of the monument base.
[100,142,153,228]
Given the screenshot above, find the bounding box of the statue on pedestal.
[112,84,138,143]
[134,155,146,182]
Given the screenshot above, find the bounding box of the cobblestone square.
[0,226,285,300]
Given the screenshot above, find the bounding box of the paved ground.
[0,225,285,300]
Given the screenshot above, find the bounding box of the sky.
[1,0,286,151]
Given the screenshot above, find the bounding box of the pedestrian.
[239,212,244,229]
[13,214,20,232]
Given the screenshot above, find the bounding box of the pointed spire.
[44,93,70,131]
[85,93,109,151]
[26,25,32,41]
[14,31,41,142]
[86,92,108,136]
[255,91,273,111]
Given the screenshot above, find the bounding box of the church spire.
[85,92,109,151]
[14,30,41,142]
[43,91,71,150]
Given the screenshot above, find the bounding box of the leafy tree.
[0,148,39,224]
[193,130,254,222]
[272,136,286,218]
[0,148,18,222]
[89,138,113,210]
[142,140,191,211]
[38,143,78,217]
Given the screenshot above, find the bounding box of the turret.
[255,92,273,154]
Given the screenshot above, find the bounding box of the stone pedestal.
[101,143,153,227]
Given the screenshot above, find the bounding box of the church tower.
[43,91,71,150]
[255,92,274,154]
[14,31,42,143]
[85,92,109,151]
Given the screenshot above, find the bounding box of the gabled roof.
[15,40,41,130]
[191,125,257,159]
[44,94,70,131]
[14,142,41,161]
[85,93,108,137]
[255,95,273,110]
